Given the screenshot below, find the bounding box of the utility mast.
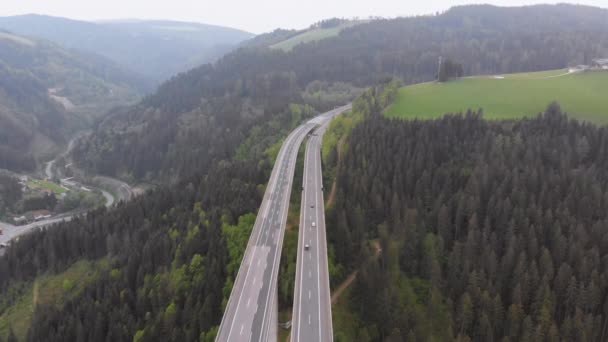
[437,56,443,81]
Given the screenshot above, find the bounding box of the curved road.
[216,105,350,342]
[1,133,133,251]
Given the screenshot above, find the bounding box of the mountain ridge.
[0,14,255,82]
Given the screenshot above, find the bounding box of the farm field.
[271,21,362,52]
[26,179,67,195]
[385,69,608,124]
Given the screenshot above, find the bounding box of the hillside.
[0,30,143,171]
[71,3,608,182]
[0,15,254,82]
[325,106,608,341]
[269,19,364,52]
[2,4,608,342]
[386,69,608,123]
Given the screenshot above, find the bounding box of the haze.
[0,0,606,33]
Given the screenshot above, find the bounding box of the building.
[28,210,52,222]
[591,58,608,70]
[13,216,27,224]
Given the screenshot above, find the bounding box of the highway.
[291,112,340,342]
[216,105,350,342]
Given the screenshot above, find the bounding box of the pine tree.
[6,327,16,342]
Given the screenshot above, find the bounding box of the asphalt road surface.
[94,176,134,202]
[1,132,132,254]
[0,214,74,256]
[216,105,350,342]
[291,113,340,342]
[216,122,314,342]
[216,108,352,342]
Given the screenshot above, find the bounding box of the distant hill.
[72,4,608,183]
[0,30,143,171]
[246,19,366,52]
[5,4,608,342]
[0,15,254,82]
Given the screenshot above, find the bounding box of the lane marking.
[295,138,312,342]
[314,140,323,342]
[260,127,313,341]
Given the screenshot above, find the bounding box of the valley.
[0,132,136,254]
[1,3,608,342]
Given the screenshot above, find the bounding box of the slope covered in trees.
[2,4,608,341]
[0,101,313,341]
[72,3,608,183]
[0,30,144,171]
[327,106,608,341]
[0,155,262,341]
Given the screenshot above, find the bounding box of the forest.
[2,4,608,342]
[327,105,608,341]
[72,4,608,182]
[0,159,260,341]
[0,174,21,217]
[0,100,314,341]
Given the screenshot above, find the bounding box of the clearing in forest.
[385,69,608,124]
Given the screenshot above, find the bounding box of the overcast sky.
[1,0,607,33]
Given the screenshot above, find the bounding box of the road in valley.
[216,105,350,342]
[0,214,75,249]
[291,116,336,342]
[45,132,86,180]
[93,176,133,202]
[1,133,133,254]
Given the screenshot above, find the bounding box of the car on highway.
[312,222,316,228]
[304,244,310,251]
[310,204,314,208]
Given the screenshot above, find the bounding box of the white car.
[304,244,310,251]
[312,222,316,228]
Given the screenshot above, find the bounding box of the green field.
[271,22,362,52]
[26,179,67,195]
[385,69,608,124]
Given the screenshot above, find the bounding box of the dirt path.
[543,69,581,79]
[331,271,359,304]
[32,281,39,307]
[330,240,382,304]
